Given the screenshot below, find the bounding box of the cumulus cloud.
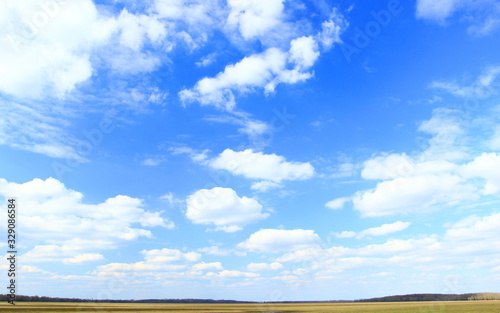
[62,253,104,265]
[176,1,345,111]
[445,213,500,241]
[141,248,201,263]
[0,0,347,160]
[461,153,500,195]
[185,187,269,232]
[93,247,213,279]
[352,174,476,217]
[0,0,168,97]
[191,262,223,271]
[96,262,184,273]
[197,245,232,256]
[0,177,173,262]
[325,197,350,210]
[206,270,259,279]
[179,37,321,110]
[209,148,314,185]
[116,9,166,51]
[288,36,319,70]
[227,0,285,41]
[0,1,169,160]
[179,47,287,110]
[361,153,458,180]
[237,229,321,253]
[23,245,83,263]
[335,103,500,218]
[333,221,412,239]
[0,0,113,98]
[246,262,283,271]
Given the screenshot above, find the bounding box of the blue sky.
[1,0,500,302]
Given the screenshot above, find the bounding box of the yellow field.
[0,301,499,312]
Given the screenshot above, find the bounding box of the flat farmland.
[0,301,499,312]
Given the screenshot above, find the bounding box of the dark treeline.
[1,293,499,303]
[0,295,251,303]
[356,293,500,302]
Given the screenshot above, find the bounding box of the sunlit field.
[0,301,499,312]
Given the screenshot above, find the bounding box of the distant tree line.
[1,293,499,303]
[0,294,252,303]
[356,293,500,302]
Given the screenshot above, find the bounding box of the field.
[0,301,499,313]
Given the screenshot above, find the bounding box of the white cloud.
[361,153,414,180]
[203,113,273,144]
[0,1,347,162]
[179,47,287,110]
[445,212,500,241]
[0,1,172,160]
[185,187,269,232]
[317,8,347,50]
[210,149,315,183]
[160,192,183,206]
[0,0,114,98]
[116,9,166,51]
[334,99,500,219]
[333,221,412,239]
[206,270,259,279]
[352,174,476,217]
[431,66,500,98]
[416,0,500,35]
[191,262,223,271]
[0,100,89,161]
[325,197,350,210]
[288,36,319,70]
[227,0,285,40]
[0,177,173,262]
[23,245,82,263]
[196,53,216,67]
[154,0,222,29]
[418,108,468,162]
[358,221,412,237]
[197,245,232,256]
[169,146,210,163]
[416,0,459,22]
[461,153,500,194]
[62,253,104,264]
[272,275,300,281]
[96,262,186,273]
[246,262,283,271]
[237,229,321,253]
[179,35,322,110]
[251,181,282,192]
[141,248,201,263]
[94,247,208,278]
[21,265,51,274]
[329,161,359,178]
[0,0,168,97]
[334,231,357,239]
[361,153,458,180]
[141,157,165,166]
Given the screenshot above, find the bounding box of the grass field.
[0,301,499,312]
